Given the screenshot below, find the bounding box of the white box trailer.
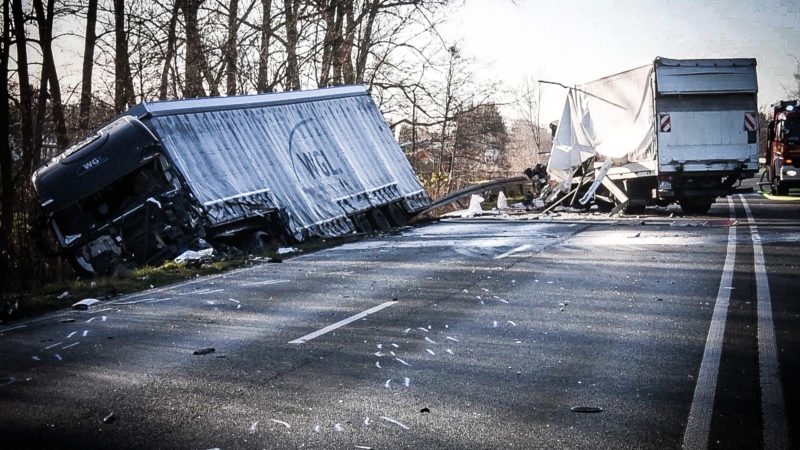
[548,57,759,214]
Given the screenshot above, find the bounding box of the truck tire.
[679,197,714,215]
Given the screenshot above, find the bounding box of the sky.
[440,0,800,125]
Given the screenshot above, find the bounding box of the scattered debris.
[420,407,430,414]
[174,248,215,265]
[103,412,117,424]
[57,291,69,300]
[394,357,411,367]
[571,406,603,413]
[193,347,216,355]
[380,416,410,430]
[277,247,298,255]
[249,421,259,434]
[271,419,291,429]
[0,376,17,387]
[72,298,100,310]
[355,445,373,450]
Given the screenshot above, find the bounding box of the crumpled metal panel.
[140,86,429,240]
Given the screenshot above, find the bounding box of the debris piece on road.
[394,357,411,367]
[462,194,485,218]
[249,421,259,434]
[103,412,117,424]
[193,347,216,355]
[174,248,214,264]
[277,247,298,255]
[384,379,392,388]
[375,361,382,369]
[72,298,100,310]
[420,407,430,414]
[380,416,410,430]
[271,418,291,429]
[57,291,69,299]
[496,191,508,209]
[571,406,603,413]
[0,376,17,387]
[355,445,373,450]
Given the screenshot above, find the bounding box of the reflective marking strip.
[288,301,397,344]
[660,113,671,132]
[740,195,789,450]
[683,198,736,450]
[744,112,757,131]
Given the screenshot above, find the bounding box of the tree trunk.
[1,0,14,292]
[34,0,68,149]
[284,0,300,90]
[159,0,180,100]
[78,0,98,130]
[317,0,335,87]
[354,0,378,83]
[338,0,355,84]
[11,0,33,176]
[256,0,272,93]
[113,0,136,111]
[225,0,239,95]
[183,0,206,97]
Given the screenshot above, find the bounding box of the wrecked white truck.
[549,57,759,214]
[31,85,430,275]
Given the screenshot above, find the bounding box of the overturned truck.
[549,57,759,214]
[32,85,431,275]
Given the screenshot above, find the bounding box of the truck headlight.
[787,169,798,177]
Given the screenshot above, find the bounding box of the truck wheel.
[679,197,714,215]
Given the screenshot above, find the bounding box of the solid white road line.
[740,195,789,450]
[683,198,736,450]
[289,301,398,344]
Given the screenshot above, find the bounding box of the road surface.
[1,192,797,449]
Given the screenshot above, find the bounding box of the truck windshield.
[784,116,800,141]
[53,158,173,237]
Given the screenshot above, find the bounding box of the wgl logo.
[76,155,108,176]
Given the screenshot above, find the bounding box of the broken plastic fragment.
[193,347,215,355]
[57,291,69,299]
[72,298,100,310]
[249,421,259,434]
[395,357,411,367]
[103,412,117,424]
[277,247,297,255]
[420,407,430,414]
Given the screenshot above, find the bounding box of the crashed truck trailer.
[31,85,431,275]
[549,57,759,214]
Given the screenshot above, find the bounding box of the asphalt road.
[0,192,797,449]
